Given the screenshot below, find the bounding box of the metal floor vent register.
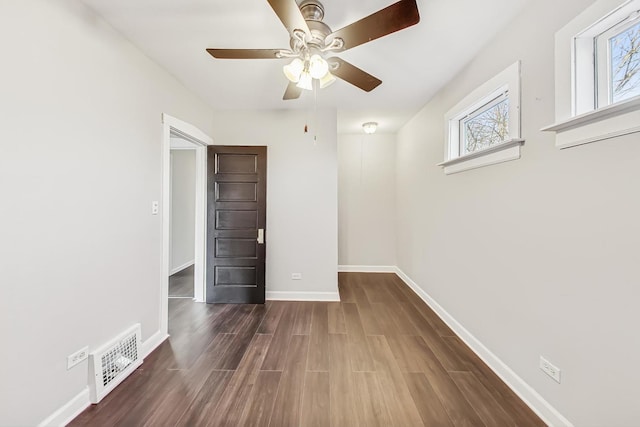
[88,324,142,403]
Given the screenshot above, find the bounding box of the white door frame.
[161,113,212,335]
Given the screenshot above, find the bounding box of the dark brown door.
[206,146,266,303]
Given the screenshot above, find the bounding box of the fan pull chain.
[313,79,318,144]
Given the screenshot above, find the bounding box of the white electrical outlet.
[68,346,89,370]
[151,201,159,215]
[291,273,302,280]
[539,356,561,383]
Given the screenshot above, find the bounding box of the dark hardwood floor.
[169,265,194,298]
[69,273,545,426]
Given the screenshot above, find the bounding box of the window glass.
[610,20,640,103]
[460,96,510,155]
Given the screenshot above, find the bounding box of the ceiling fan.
[206,0,420,100]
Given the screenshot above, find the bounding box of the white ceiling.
[81,0,529,133]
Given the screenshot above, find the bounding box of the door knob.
[257,228,264,244]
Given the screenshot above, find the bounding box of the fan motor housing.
[299,0,324,21]
[291,0,331,50]
[306,20,332,47]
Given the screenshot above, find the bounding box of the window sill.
[541,96,640,149]
[437,138,525,175]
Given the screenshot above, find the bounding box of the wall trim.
[394,267,574,427]
[266,291,340,301]
[39,330,170,426]
[170,260,194,276]
[37,387,90,427]
[338,265,396,273]
[141,329,170,359]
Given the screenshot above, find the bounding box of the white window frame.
[543,0,640,149]
[439,61,523,175]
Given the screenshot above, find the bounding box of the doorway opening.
[161,114,212,336]
[169,139,197,299]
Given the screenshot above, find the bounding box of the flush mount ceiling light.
[362,122,378,134]
[206,0,420,100]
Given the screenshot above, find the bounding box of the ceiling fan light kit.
[319,70,336,88]
[297,69,314,90]
[283,53,334,90]
[206,0,420,100]
[308,54,328,79]
[283,58,304,83]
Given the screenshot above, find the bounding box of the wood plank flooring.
[169,265,194,298]
[70,272,545,426]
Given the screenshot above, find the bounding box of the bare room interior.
[2,0,640,426]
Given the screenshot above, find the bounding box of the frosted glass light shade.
[309,54,329,79]
[362,122,378,134]
[319,71,336,88]
[283,58,304,83]
[296,71,313,90]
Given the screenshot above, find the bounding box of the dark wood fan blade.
[206,48,283,59]
[327,0,419,52]
[267,0,311,37]
[328,57,382,92]
[283,81,302,100]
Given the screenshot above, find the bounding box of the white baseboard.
[266,291,340,301]
[141,329,170,359]
[338,265,396,273]
[170,260,194,276]
[38,387,91,427]
[394,267,573,427]
[38,330,170,427]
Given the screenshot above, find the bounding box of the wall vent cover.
[88,323,142,403]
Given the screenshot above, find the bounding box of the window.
[597,16,640,105]
[439,61,523,175]
[460,92,510,155]
[544,0,640,148]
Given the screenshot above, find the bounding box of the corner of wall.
[393,267,574,427]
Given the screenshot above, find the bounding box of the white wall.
[210,110,338,299]
[338,133,396,267]
[0,1,212,425]
[396,0,640,425]
[170,150,196,273]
